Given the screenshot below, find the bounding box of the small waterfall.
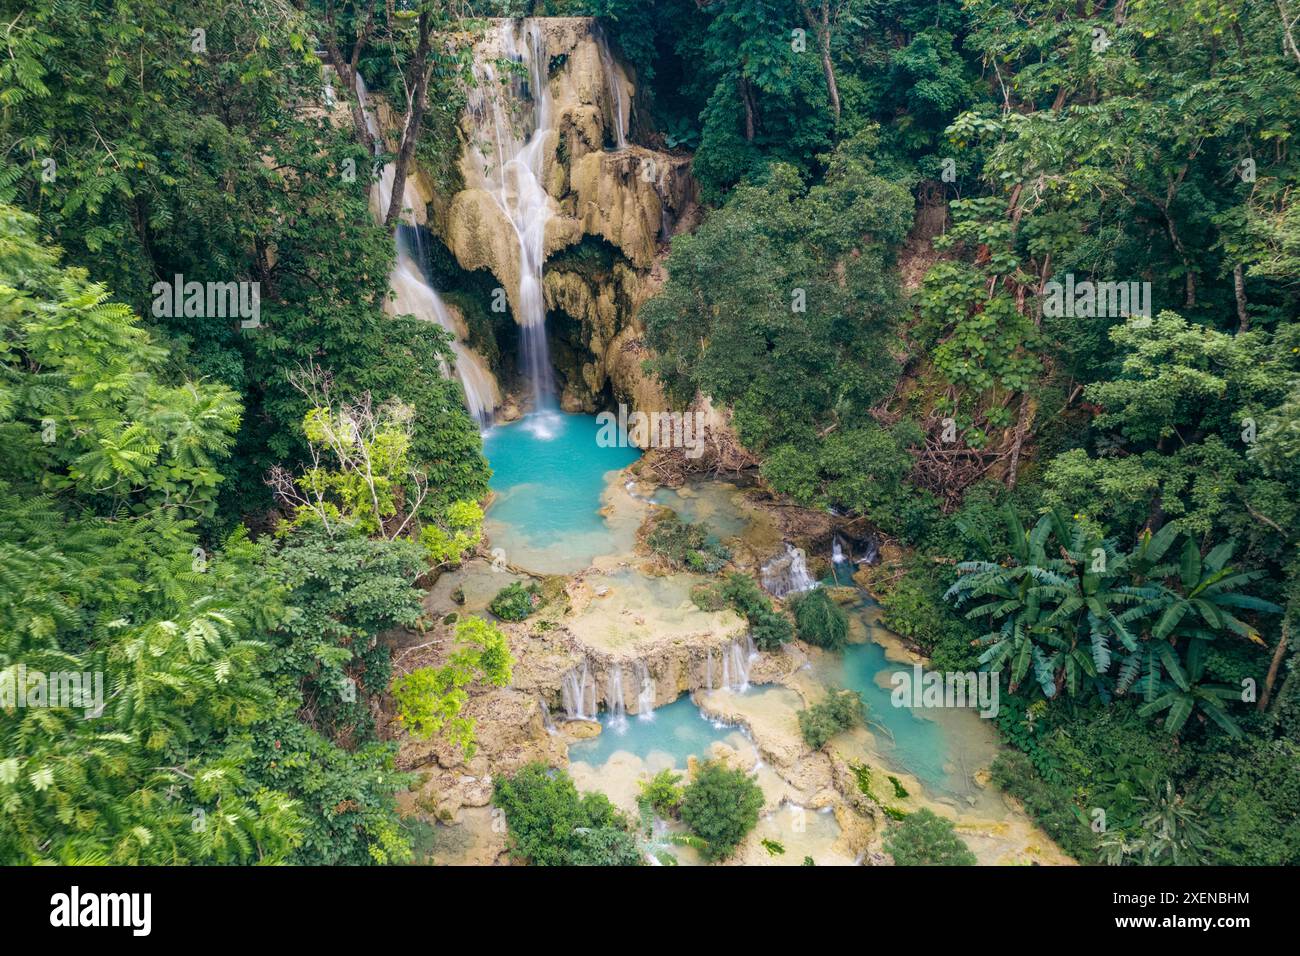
[830,534,854,585]
[355,73,499,425]
[705,648,714,692]
[388,229,500,425]
[539,698,557,734]
[561,660,595,721]
[761,543,818,598]
[607,665,627,730]
[633,660,656,718]
[465,20,558,412]
[719,637,754,692]
[594,25,628,149]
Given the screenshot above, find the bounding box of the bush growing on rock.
[884,808,976,866]
[791,588,849,650]
[492,763,642,866]
[680,761,764,862]
[639,769,685,818]
[720,573,794,651]
[690,583,727,612]
[391,616,514,759]
[488,580,541,621]
[798,690,866,749]
[645,511,731,572]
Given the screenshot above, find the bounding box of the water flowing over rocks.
[431,17,697,413]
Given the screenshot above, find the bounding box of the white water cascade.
[831,535,846,565]
[761,543,818,598]
[561,660,596,721]
[594,25,628,149]
[355,73,499,425]
[465,20,559,413]
[539,698,557,734]
[606,665,627,730]
[633,660,656,718]
[719,636,757,693]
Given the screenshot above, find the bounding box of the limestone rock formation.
[432,17,696,412]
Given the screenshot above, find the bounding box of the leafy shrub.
[878,564,981,671]
[989,752,1099,862]
[791,588,849,650]
[645,511,731,572]
[638,769,685,818]
[798,690,866,749]
[492,763,642,866]
[391,617,513,758]
[884,808,976,865]
[690,583,727,612]
[719,573,794,651]
[750,611,794,650]
[680,761,764,862]
[488,581,541,621]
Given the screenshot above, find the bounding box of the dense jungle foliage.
[2,0,1298,866]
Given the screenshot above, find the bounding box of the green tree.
[492,763,641,866]
[885,809,976,866]
[679,760,764,861]
[392,616,514,759]
[791,587,849,650]
[797,689,865,748]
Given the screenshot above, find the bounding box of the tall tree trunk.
[319,0,378,155]
[740,77,756,141]
[1234,264,1249,332]
[1260,618,1291,711]
[384,12,434,229]
[800,2,840,121]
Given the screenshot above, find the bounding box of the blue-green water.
[650,483,750,541]
[482,412,641,573]
[822,558,857,587]
[811,593,999,802]
[568,696,743,768]
[824,641,953,794]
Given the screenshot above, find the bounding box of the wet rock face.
[433,17,696,411]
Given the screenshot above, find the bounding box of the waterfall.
[561,660,595,721]
[354,73,499,426]
[465,20,558,413]
[594,25,628,149]
[761,543,818,598]
[718,637,754,693]
[388,229,500,425]
[633,660,656,718]
[539,698,557,734]
[607,665,627,730]
[830,534,854,585]
[705,647,714,692]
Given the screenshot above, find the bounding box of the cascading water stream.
[606,665,627,731]
[465,20,559,416]
[594,25,628,149]
[388,231,500,425]
[562,660,595,721]
[718,637,756,693]
[355,73,498,426]
[761,543,818,598]
[633,660,656,718]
